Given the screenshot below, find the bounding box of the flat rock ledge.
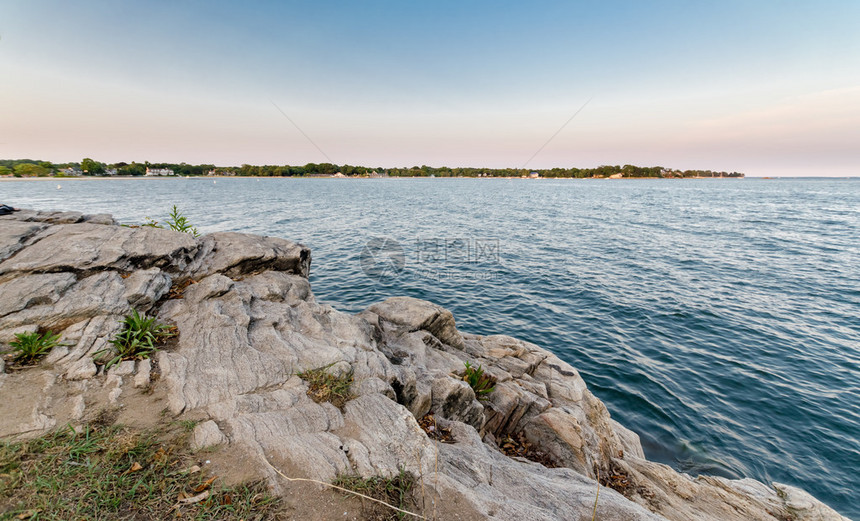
[0,209,850,521]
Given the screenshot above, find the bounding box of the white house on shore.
[145,167,175,176]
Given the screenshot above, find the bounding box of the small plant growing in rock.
[9,331,61,364]
[298,364,355,409]
[463,361,496,400]
[141,216,161,228]
[173,419,200,432]
[140,205,199,237]
[164,205,199,237]
[96,310,175,370]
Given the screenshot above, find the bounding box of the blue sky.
[1,0,858,175]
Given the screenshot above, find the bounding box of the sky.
[1,0,859,176]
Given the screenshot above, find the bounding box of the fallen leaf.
[129,462,143,473]
[194,476,217,492]
[178,490,210,505]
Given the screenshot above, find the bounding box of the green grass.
[96,310,175,370]
[333,469,417,521]
[8,331,61,365]
[297,364,355,410]
[174,420,201,433]
[462,361,496,400]
[0,423,281,520]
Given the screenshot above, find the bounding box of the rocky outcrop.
[0,209,850,521]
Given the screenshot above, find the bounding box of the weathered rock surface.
[0,209,850,521]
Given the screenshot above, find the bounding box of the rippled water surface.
[3,177,859,516]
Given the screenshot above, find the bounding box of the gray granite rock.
[368,296,465,349]
[0,209,849,521]
[0,222,197,280]
[134,359,151,388]
[122,268,172,312]
[187,232,310,280]
[0,221,50,263]
[108,360,136,377]
[65,357,97,380]
[191,420,226,450]
[0,273,77,318]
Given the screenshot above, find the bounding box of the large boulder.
[367,296,465,349]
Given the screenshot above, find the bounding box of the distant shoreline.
[4,174,855,181]
[0,175,754,182]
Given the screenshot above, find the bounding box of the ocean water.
[2,177,858,517]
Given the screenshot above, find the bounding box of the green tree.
[14,163,50,177]
[81,158,105,175]
[118,162,146,176]
[0,166,12,176]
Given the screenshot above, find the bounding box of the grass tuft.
[8,331,61,365]
[297,364,355,410]
[0,423,281,520]
[333,469,417,521]
[96,310,175,370]
[174,419,200,433]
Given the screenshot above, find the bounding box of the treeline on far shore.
[0,158,744,179]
